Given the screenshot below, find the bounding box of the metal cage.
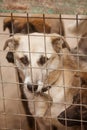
[0,13,87,130]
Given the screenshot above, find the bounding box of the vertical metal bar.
[26,13,37,130]
[76,14,83,130]
[44,13,53,130]
[0,63,7,128]
[59,13,68,130]
[11,13,22,130]
[59,14,62,35]
[60,13,68,130]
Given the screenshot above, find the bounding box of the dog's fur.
[71,33,87,62]
[3,15,65,130]
[68,17,87,36]
[3,33,81,130]
[3,17,50,34]
[3,15,65,35]
[69,17,87,63]
[58,72,87,129]
[17,71,57,130]
[66,17,87,129]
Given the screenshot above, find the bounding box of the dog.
[3,14,65,130]
[3,15,65,35]
[58,72,87,129]
[3,32,81,130]
[68,17,87,36]
[3,17,50,34]
[68,17,87,62]
[65,18,87,129]
[71,33,87,62]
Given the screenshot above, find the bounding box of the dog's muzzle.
[27,83,51,93]
[24,77,51,93]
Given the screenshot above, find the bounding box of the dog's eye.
[20,55,29,66]
[38,55,49,65]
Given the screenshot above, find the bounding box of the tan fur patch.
[51,36,70,53]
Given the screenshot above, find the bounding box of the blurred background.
[0,0,87,14]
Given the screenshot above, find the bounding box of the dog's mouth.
[27,83,51,93]
[41,86,51,92]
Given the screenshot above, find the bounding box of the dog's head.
[3,33,70,92]
[71,33,87,61]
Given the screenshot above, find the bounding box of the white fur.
[4,33,79,130]
[24,76,31,89]
[68,16,87,35]
[37,80,44,92]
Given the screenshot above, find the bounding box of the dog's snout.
[27,84,38,92]
[6,52,14,63]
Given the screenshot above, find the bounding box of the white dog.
[3,33,80,130]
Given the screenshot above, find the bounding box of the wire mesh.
[0,13,87,130]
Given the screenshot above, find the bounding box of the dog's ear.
[3,36,20,63]
[52,36,70,53]
[3,36,20,50]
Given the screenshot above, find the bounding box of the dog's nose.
[6,52,14,63]
[27,84,32,91]
[27,84,38,92]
